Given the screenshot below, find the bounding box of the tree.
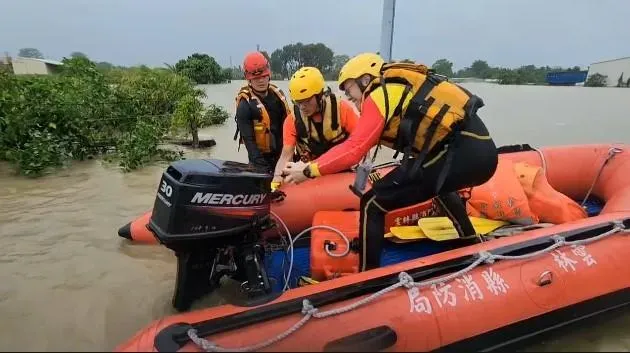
[470,60,491,79]
[268,42,336,79]
[431,59,454,77]
[328,54,350,80]
[221,68,232,82]
[171,90,229,148]
[70,51,88,59]
[301,43,334,73]
[173,53,227,84]
[18,48,43,58]
[269,49,286,79]
[95,62,114,71]
[585,73,608,87]
[260,50,271,62]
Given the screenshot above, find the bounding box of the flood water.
[1,80,630,351]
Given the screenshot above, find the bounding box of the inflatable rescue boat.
[117,162,455,245]
[115,143,630,352]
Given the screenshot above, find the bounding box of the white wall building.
[11,57,63,75]
[586,57,630,87]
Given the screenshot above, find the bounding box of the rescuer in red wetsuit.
[282,53,498,272]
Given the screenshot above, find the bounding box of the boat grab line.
[187,220,629,352]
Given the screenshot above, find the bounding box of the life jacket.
[513,161,588,224]
[362,62,485,165]
[467,158,540,225]
[293,92,349,162]
[232,83,291,153]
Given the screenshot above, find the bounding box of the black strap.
[497,143,534,154]
[234,93,264,141]
[294,95,348,158]
[394,75,439,165]
[406,103,450,180]
[387,83,412,160]
[431,125,460,195]
[370,78,414,162]
[436,190,476,237]
[294,104,308,141]
[329,94,339,131]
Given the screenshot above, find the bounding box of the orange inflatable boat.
[117,162,463,245]
[115,143,630,352]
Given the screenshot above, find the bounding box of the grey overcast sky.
[2,0,629,70]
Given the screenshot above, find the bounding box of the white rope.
[270,211,352,292]
[187,220,629,352]
[581,147,623,207]
[533,147,548,178]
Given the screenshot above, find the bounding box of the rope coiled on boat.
[186,220,629,352]
[580,147,624,207]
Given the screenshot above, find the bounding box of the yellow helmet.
[288,67,326,102]
[337,52,384,90]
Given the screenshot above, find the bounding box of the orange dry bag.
[514,162,588,224]
[468,158,539,225]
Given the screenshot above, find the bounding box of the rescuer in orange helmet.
[233,51,291,173]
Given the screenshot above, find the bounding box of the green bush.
[0,56,228,177]
[170,91,230,148]
[204,104,230,125]
[173,53,229,84]
[585,73,608,87]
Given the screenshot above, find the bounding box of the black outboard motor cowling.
[147,159,279,312]
[150,159,272,246]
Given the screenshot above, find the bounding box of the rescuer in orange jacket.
[281,53,499,272]
[271,66,359,191]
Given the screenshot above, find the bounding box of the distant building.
[586,57,630,87]
[11,56,63,75]
[545,71,588,86]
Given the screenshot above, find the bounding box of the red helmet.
[243,51,271,80]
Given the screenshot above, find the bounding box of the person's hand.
[282,161,309,185]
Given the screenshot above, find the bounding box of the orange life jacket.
[293,92,349,162]
[467,158,540,225]
[233,83,291,153]
[362,62,485,163]
[514,162,588,224]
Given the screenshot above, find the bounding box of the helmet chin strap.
[303,91,326,118]
[316,91,326,114]
[356,77,369,93]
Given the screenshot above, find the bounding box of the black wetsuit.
[235,89,287,173]
[360,113,499,271]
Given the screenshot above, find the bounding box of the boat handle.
[538,270,553,286]
[323,325,397,352]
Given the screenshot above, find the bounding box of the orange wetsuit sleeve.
[282,113,297,147]
[339,100,359,134]
[309,97,385,176]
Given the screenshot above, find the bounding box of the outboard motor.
[148,159,278,312]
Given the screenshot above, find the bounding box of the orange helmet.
[243,51,271,80]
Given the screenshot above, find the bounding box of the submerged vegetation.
[3,44,615,178]
[0,55,230,177]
